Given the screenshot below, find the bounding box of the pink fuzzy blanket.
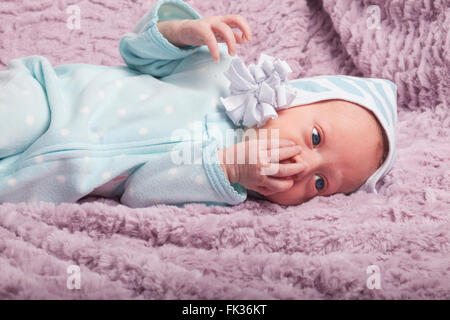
[0,0,448,299]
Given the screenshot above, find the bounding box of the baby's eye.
[312,127,321,146]
[314,174,325,191]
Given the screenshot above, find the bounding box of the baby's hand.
[171,15,252,62]
[217,139,304,196]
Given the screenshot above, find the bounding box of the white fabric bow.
[219,53,297,128]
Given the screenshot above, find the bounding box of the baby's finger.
[233,32,245,44]
[259,139,296,150]
[222,15,252,41]
[263,176,294,193]
[212,22,237,56]
[203,27,220,62]
[266,162,306,178]
[267,145,301,163]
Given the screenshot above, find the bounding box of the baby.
[219,99,390,206]
[0,0,397,208]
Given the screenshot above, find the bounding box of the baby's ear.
[379,128,390,167]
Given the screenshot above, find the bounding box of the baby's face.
[253,99,384,205]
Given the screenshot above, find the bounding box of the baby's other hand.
[175,15,253,62]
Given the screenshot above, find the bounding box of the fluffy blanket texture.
[0,0,448,299]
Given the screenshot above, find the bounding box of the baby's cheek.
[289,180,318,205]
[265,183,302,205]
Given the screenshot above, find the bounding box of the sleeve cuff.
[203,138,247,205]
[143,0,203,59]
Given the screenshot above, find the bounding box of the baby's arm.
[217,139,305,197]
[119,0,252,77]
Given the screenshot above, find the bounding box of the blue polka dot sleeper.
[0,0,247,207]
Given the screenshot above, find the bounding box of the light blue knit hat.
[219,53,398,194]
